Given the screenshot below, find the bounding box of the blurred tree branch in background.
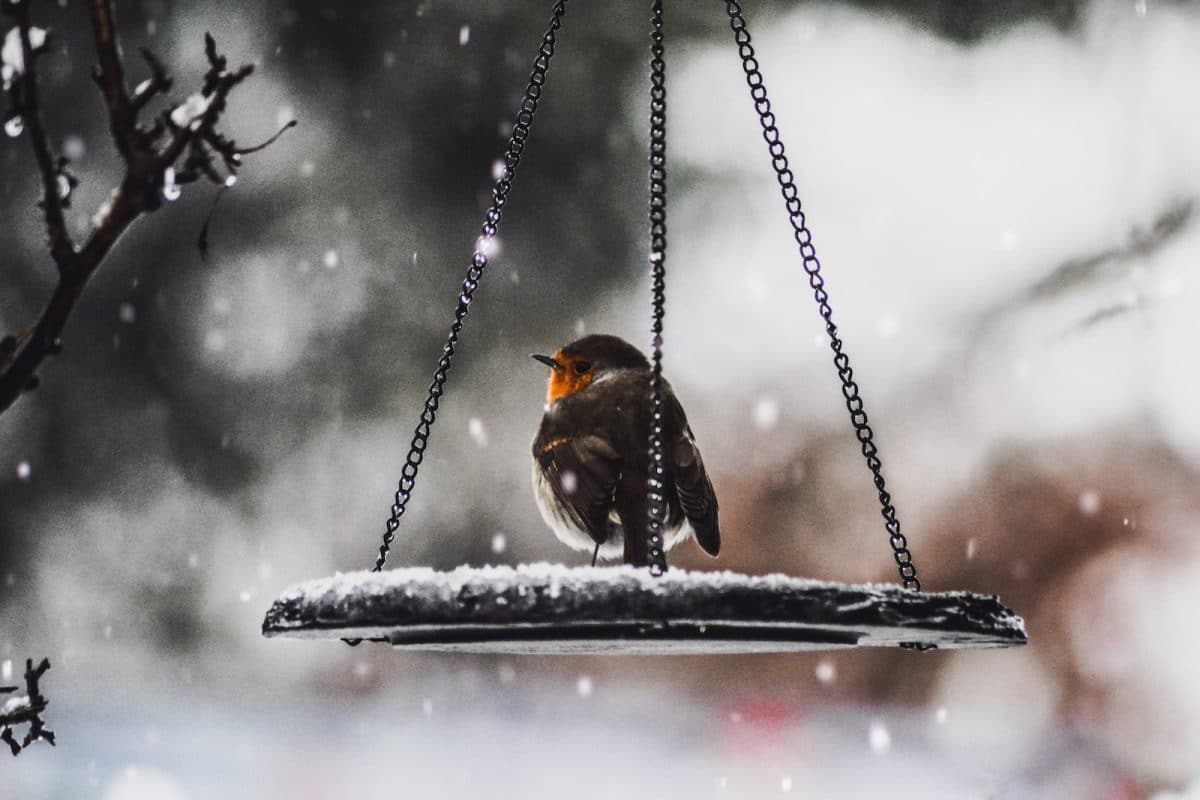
[0,658,53,757]
[0,0,292,417]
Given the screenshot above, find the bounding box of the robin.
[531,334,720,567]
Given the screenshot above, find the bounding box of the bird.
[530,334,720,567]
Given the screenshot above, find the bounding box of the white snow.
[273,562,1025,611]
[161,167,181,201]
[1,25,46,90]
[1,694,30,715]
[169,93,210,128]
[277,563,836,607]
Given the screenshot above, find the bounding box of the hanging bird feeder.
[261,0,1027,655]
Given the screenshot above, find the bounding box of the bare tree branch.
[87,0,138,161]
[129,45,170,113]
[0,2,293,418]
[7,0,73,269]
[0,658,54,757]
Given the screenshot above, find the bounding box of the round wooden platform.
[261,564,1026,655]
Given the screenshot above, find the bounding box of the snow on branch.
[0,0,294,418]
[0,658,54,757]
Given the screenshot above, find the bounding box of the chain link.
[722,0,921,592]
[368,0,570,576]
[645,0,669,576]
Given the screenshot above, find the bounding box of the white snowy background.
[2,0,1200,797]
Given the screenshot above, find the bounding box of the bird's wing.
[536,434,622,547]
[665,390,721,557]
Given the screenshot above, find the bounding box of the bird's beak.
[531,353,561,370]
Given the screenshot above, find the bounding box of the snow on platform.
[261,563,1027,654]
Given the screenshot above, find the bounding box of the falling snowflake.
[576,675,593,698]
[62,135,86,160]
[753,397,780,430]
[468,417,488,447]
[868,721,892,754]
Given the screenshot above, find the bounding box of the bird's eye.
[574,361,592,375]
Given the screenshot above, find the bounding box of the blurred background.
[2,0,1199,797]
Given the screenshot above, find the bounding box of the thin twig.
[0,658,54,756]
[10,1,73,269]
[156,61,254,168]
[88,0,137,160]
[129,46,170,112]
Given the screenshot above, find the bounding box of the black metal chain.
[645,0,669,576]
[369,0,570,575]
[723,0,921,591]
